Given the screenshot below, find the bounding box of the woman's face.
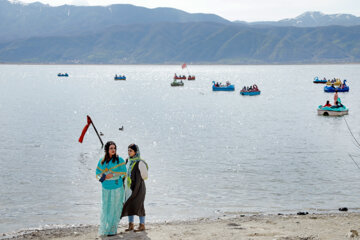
[128,148,136,158]
[108,144,116,157]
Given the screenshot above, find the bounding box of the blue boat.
[240,91,260,96]
[212,81,235,91]
[240,84,261,95]
[313,76,327,84]
[114,75,126,80]
[324,80,349,92]
[58,73,68,77]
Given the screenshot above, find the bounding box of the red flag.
[181,63,187,69]
[78,115,92,143]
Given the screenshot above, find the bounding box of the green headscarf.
[127,144,148,187]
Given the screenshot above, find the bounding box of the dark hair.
[101,141,119,165]
[128,143,138,153]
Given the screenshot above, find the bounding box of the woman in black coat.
[121,144,148,232]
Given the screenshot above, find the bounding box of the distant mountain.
[236,11,360,27]
[0,0,229,42]
[1,1,360,64]
[1,22,359,64]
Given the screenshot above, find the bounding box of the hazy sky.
[13,0,360,21]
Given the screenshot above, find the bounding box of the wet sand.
[3,212,360,240]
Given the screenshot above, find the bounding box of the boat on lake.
[240,84,261,95]
[324,80,349,92]
[317,105,349,116]
[114,75,126,80]
[58,73,68,77]
[326,78,342,86]
[313,77,327,84]
[174,74,186,80]
[171,79,184,87]
[212,81,234,91]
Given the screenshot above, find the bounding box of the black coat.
[121,161,146,217]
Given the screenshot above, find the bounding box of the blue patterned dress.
[96,156,127,236]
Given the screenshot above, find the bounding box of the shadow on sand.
[100,231,151,240]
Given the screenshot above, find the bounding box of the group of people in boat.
[96,142,148,237]
[174,73,186,78]
[330,82,347,89]
[242,84,259,92]
[115,74,126,78]
[214,81,231,87]
[322,90,344,108]
[327,78,339,82]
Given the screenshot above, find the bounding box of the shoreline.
[3,212,360,240]
[1,63,360,66]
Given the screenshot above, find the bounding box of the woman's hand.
[106,173,114,179]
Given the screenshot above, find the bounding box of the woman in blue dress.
[96,141,127,236]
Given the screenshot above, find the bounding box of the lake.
[0,64,360,234]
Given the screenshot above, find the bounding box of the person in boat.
[121,144,148,232]
[331,100,344,108]
[96,141,127,237]
[337,98,344,107]
[334,90,338,105]
[323,100,332,107]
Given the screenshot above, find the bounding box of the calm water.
[0,64,360,234]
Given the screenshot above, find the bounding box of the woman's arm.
[138,161,148,180]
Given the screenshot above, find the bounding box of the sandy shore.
[4,213,360,240]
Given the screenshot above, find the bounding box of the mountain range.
[1,0,360,64]
[236,11,360,27]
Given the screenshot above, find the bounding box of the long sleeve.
[138,161,148,180]
[96,159,104,179]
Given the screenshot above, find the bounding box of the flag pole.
[182,63,190,76]
[90,119,104,148]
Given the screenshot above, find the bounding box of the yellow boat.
[326,78,341,86]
